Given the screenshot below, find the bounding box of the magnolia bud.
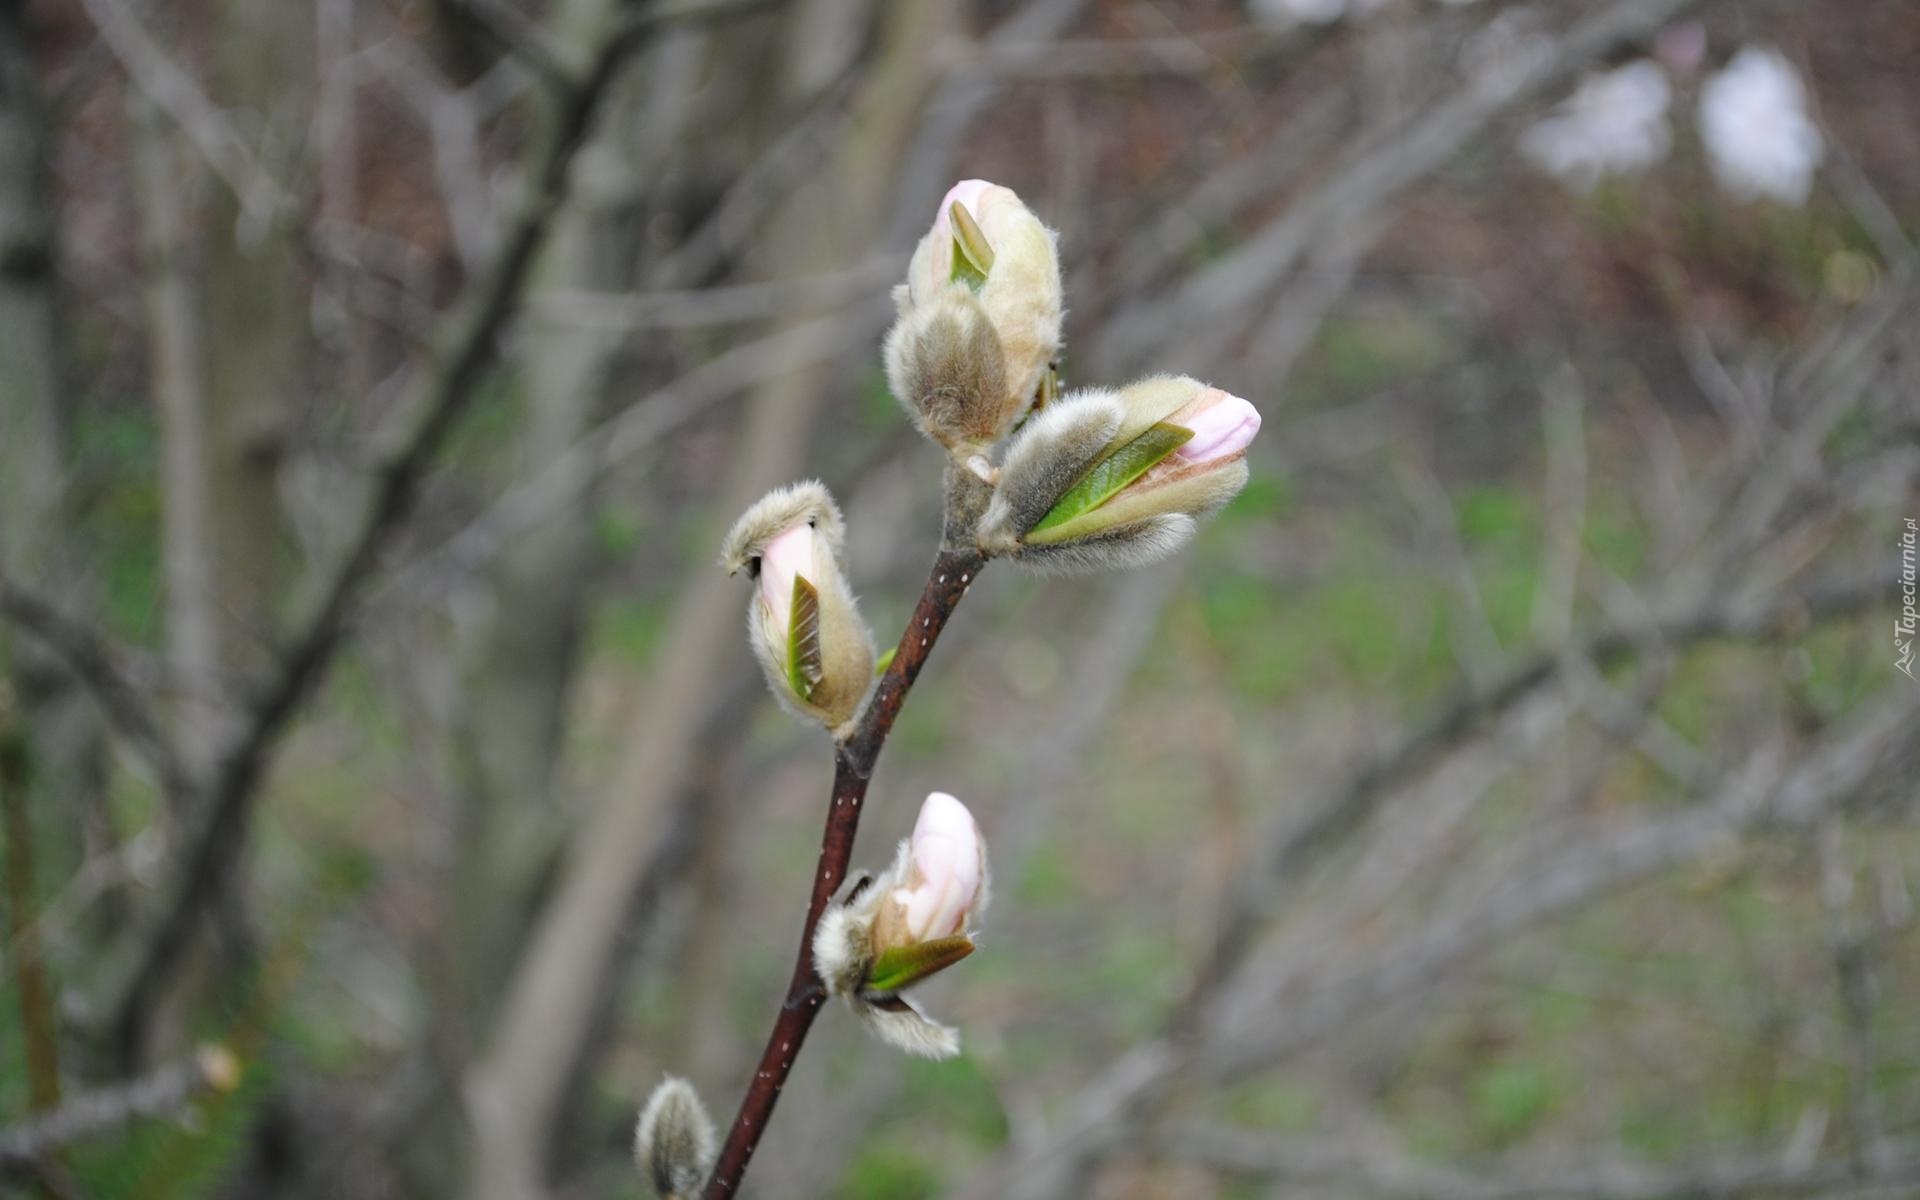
[977,376,1260,573]
[872,792,986,951]
[884,179,1063,452]
[721,481,877,733]
[635,1076,716,1199]
[812,792,991,1060]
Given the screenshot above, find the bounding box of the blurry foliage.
[72,406,164,640]
[843,1138,945,1200]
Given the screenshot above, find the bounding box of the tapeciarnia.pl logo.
[1899,517,1917,679]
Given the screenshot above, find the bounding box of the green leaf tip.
[786,575,823,702]
[949,201,994,291]
[865,935,975,995]
[1028,421,1193,539]
[874,645,897,676]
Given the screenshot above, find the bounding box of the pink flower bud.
[931,179,999,247]
[889,179,1064,450]
[757,522,816,638]
[894,792,984,942]
[1171,389,1262,463]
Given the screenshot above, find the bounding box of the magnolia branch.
[703,537,988,1197]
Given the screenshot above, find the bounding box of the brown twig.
[702,542,986,1197]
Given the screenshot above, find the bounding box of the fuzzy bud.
[812,793,991,1060]
[977,376,1260,573]
[885,180,1063,452]
[635,1076,716,1199]
[721,482,877,733]
[872,791,986,951]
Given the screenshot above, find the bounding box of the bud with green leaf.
[813,792,989,1059]
[977,376,1261,573]
[884,180,1063,454]
[722,482,876,734]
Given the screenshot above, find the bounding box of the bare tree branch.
[1207,684,1918,1078]
[0,1048,237,1171]
[1093,0,1706,370]
[72,0,291,230]
[1189,569,1893,1022]
[954,576,1904,1200]
[0,576,192,803]
[91,0,742,1061]
[1155,1124,1920,1200]
[527,256,903,331]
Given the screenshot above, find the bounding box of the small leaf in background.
[1030,422,1193,537]
[866,935,975,995]
[786,575,823,702]
[874,645,897,676]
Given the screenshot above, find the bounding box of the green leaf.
[949,201,993,291]
[865,935,974,995]
[1028,422,1193,537]
[874,645,897,676]
[786,575,823,702]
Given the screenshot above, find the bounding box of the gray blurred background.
[1,0,1917,1197]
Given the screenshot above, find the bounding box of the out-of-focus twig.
[1191,569,1893,1013]
[72,0,290,230]
[528,256,903,330]
[0,577,191,803]
[967,24,1307,79]
[953,573,1902,1200]
[385,308,883,602]
[1820,822,1892,1173]
[1155,1123,1920,1200]
[94,0,726,1062]
[1,725,59,1114]
[1094,0,1707,369]
[0,1048,238,1171]
[1207,683,1918,1076]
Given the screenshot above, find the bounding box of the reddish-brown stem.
[702,545,985,1197]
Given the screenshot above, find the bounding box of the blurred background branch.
[0,0,1914,1197]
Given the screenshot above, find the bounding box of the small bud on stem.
[636,1077,716,1199]
[812,792,990,1060]
[722,482,877,733]
[885,180,1064,455]
[691,171,1266,1199]
[978,376,1261,573]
